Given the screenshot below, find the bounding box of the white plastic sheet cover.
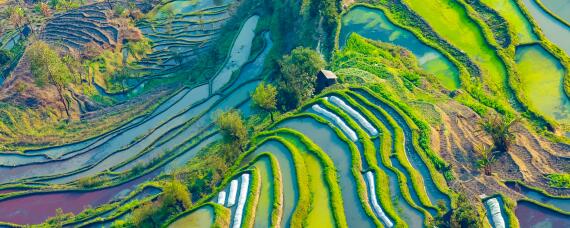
[217,190,227,206]
[486,197,506,228]
[330,96,378,136]
[233,173,251,228]
[312,104,358,141]
[366,171,393,227]
[227,179,239,207]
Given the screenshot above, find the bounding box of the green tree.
[27,41,73,119]
[277,47,325,110]
[451,194,481,228]
[131,202,160,227]
[478,114,518,152]
[216,109,247,151]
[162,179,192,210]
[251,82,277,122]
[475,145,496,176]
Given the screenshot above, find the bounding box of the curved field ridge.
[41,3,118,52]
[0,16,270,226]
[339,6,460,90]
[136,0,234,75]
[329,96,378,136]
[538,0,570,25]
[311,104,358,142]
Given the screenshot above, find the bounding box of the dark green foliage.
[276,47,325,110]
[216,109,248,151]
[0,50,10,66]
[129,179,191,227]
[547,173,570,188]
[162,179,192,210]
[185,142,233,201]
[465,0,511,48]
[433,194,481,227]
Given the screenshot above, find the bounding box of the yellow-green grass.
[246,136,311,227]
[273,129,349,228]
[342,92,435,226]
[240,168,261,228]
[324,95,438,226]
[402,0,509,98]
[277,112,381,227]
[356,87,452,194]
[251,155,279,228]
[480,0,538,44]
[276,133,337,227]
[336,92,441,207]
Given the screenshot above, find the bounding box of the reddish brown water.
[516,201,570,228]
[0,189,22,195]
[0,169,160,225]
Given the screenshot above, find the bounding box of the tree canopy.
[216,109,247,150]
[251,82,277,121]
[26,41,73,118]
[277,47,325,110]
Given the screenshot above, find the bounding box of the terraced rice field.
[136,0,234,75]
[0,15,269,225]
[3,0,570,226]
[521,0,570,54]
[340,6,460,90]
[480,0,538,44]
[41,3,119,53]
[176,88,452,227]
[515,44,570,128]
[403,0,511,99]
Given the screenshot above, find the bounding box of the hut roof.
[319,69,337,79]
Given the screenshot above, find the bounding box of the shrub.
[547,173,570,188]
[478,114,518,153]
[216,109,247,151]
[162,179,192,210]
[251,82,278,122]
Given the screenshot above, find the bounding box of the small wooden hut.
[316,69,337,92]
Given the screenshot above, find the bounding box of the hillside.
[0,0,568,227]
